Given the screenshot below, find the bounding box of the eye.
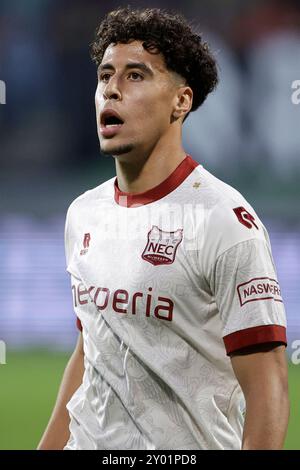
[128,72,143,81]
[99,73,111,83]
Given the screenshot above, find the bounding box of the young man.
[38,7,289,450]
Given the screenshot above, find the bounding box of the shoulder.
[66,176,115,223]
[194,166,270,263]
[191,165,253,210]
[64,177,115,265]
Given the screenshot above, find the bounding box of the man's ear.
[172,86,193,121]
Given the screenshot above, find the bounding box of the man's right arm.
[37,332,84,450]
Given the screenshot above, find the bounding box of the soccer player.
[38,7,289,450]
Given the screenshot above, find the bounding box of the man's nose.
[103,77,121,100]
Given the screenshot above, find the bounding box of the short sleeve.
[202,201,287,355]
[210,238,287,355]
[76,317,83,332]
[64,204,75,273]
[64,204,83,333]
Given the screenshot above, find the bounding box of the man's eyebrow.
[98,62,154,76]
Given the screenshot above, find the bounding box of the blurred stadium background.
[0,0,299,449]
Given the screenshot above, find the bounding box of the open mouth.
[100,110,125,137]
[100,109,125,127]
[103,115,124,128]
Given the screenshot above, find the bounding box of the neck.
[114,129,186,194]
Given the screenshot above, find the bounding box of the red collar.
[114,155,199,208]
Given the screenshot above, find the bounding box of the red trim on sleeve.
[114,155,199,207]
[223,324,287,356]
[76,317,83,332]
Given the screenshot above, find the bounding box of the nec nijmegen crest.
[142,226,183,266]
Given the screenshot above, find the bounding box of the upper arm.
[230,343,289,398]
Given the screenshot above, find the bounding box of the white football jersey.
[63,155,287,450]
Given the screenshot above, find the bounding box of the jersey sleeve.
[64,204,75,273]
[203,202,287,355]
[76,316,83,332]
[64,204,83,333]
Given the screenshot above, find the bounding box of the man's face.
[95,40,181,159]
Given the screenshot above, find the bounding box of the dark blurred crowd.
[0,0,300,179]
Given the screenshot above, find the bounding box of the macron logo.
[237,277,283,307]
[80,233,91,256]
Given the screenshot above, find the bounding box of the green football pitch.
[0,350,299,450]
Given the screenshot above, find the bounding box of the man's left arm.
[230,343,290,450]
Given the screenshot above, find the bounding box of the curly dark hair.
[91,7,218,114]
